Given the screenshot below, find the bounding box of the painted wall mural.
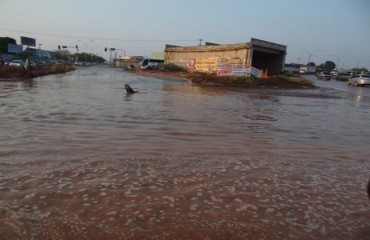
[181,57,263,77]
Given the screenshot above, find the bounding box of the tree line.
[54,50,105,63]
[307,60,368,72]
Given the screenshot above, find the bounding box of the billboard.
[7,43,23,53]
[20,36,36,47]
[217,64,251,76]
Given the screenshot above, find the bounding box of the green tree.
[324,61,336,70]
[307,62,316,67]
[0,37,16,53]
[74,52,105,63]
[352,67,368,73]
[318,61,336,70]
[55,50,71,61]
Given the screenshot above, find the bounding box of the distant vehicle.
[299,65,316,74]
[140,58,164,70]
[9,60,24,67]
[330,70,338,76]
[347,74,370,87]
[317,71,331,80]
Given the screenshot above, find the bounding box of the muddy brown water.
[1,66,369,239]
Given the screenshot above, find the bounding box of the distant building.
[164,38,287,76]
[299,65,316,74]
[284,63,301,73]
[115,56,144,68]
[151,52,164,60]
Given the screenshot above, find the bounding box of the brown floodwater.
[1,66,369,239]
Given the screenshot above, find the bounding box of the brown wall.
[165,40,287,75]
[165,43,251,71]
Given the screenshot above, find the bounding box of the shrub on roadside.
[337,76,349,82]
[162,63,185,72]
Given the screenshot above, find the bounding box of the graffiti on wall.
[195,59,218,72]
[193,57,245,73]
[218,58,243,65]
[179,57,262,77]
[216,57,251,76]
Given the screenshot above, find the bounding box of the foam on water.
[0,153,369,239]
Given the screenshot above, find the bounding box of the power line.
[288,52,370,59]
[0,27,199,43]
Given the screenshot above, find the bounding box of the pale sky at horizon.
[1,0,369,69]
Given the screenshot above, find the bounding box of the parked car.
[317,71,331,80]
[9,60,24,67]
[347,74,370,87]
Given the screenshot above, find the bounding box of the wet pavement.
[0,66,369,239]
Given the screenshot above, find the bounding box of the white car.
[348,74,370,86]
[317,71,331,80]
[9,60,24,67]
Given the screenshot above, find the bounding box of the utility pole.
[59,45,79,63]
[198,39,203,46]
[304,49,321,64]
[105,47,126,65]
[336,58,339,70]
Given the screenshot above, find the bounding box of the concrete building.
[164,38,287,76]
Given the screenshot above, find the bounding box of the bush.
[337,76,349,82]
[162,63,185,72]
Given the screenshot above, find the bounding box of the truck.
[299,65,316,74]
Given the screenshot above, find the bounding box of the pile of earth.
[135,70,315,89]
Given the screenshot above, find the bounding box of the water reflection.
[0,80,35,93]
[0,66,369,239]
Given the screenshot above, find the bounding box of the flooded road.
[1,66,369,239]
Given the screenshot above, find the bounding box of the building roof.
[165,42,250,53]
[250,38,287,52]
[165,38,287,53]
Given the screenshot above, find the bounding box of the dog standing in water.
[124,84,137,94]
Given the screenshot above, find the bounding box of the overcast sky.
[1,0,369,68]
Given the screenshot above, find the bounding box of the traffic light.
[104,47,107,52]
[58,45,61,50]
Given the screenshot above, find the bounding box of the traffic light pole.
[58,45,79,63]
[105,47,126,65]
